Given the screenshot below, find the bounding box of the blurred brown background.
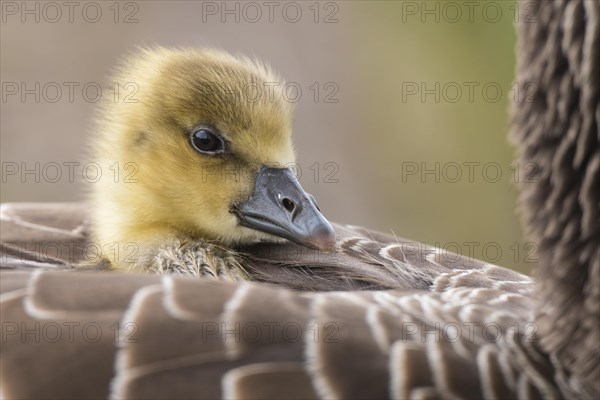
[1,1,534,273]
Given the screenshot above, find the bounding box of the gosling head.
[91,47,335,267]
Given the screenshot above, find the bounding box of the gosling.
[90,48,335,279]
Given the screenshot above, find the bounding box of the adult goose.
[0,1,598,399]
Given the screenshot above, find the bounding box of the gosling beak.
[234,166,336,252]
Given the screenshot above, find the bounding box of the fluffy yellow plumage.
[90,48,333,271]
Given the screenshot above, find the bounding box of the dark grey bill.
[234,166,336,252]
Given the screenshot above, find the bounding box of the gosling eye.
[190,128,225,154]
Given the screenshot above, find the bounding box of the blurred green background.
[1,1,533,273]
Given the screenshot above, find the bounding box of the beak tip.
[310,224,337,252]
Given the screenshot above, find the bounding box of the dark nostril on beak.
[281,197,296,214]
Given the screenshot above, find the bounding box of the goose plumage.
[1,0,598,398]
